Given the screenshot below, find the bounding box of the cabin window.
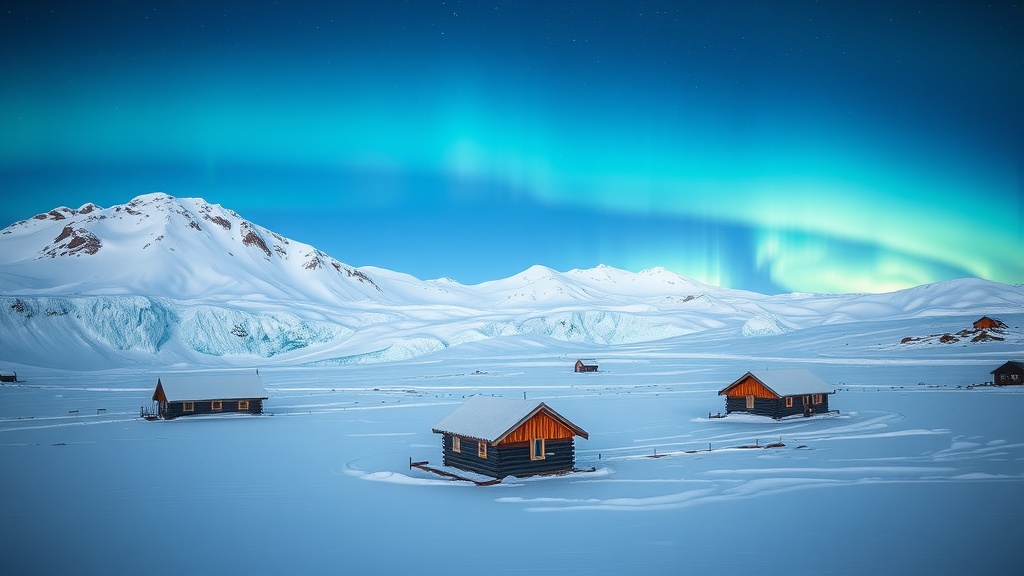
[211,400,222,411]
[1013,374,1021,383]
[785,397,793,408]
[183,401,194,412]
[813,394,823,405]
[452,436,461,453]
[477,441,488,459]
[803,395,810,406]
[531,438,546,460]
[745,395,755,410]
[238,400,249,411]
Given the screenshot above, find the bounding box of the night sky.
[2,1,1022,294]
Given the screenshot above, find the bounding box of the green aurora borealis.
[2,1,1021,293]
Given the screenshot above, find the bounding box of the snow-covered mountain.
[0,193,382,303]
[2,193,1022,370]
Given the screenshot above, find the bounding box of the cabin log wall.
[993,364,1024,385]
[495,438,575,477]
[442,435,576,478]
[726,395,830,420]
[161,398,264,420]
[441,435,502,478]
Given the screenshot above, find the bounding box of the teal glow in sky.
[2,1,1022,293]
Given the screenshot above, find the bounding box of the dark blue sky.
[2,1,1021,293]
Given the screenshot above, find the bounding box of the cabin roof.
[0,370,16,376]
[719,369,833,397]
[432,396,589,443]
[991,360,1024,374]
[154,373,268,402]
[576,359,598,365]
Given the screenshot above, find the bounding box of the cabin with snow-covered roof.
[991,361,1024,385]
[151,372,268,419]
[432,396,589,479]
[0,370,17,383]
[718,369,835,419]
[574,359,599,373]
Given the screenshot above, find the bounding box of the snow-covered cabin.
[432,396,589,479]
[991,361,1024,385]
[0,370,17,383]
[152,372,268,419]
[574,359,599,373]
[718,369,834,419]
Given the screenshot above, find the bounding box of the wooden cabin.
[151,372,268,419]
[973,316,1006,330]
[432,396,589,479]
[0,370,17,383]
[719,369,834,419]
[991,361,1024,385]
[574,359,599,373]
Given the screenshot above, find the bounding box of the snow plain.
[2,195,1023,574]
[2,313,1023,575]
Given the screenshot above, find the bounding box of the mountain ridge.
[2,193,1022,370]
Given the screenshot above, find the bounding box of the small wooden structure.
[719,369,834,419]
[0,370,17,383]
[150,372,268,420]
[973,316,1006,330]
[991,361,1024,385]
[574,359,599,373]
[432,396,589,479]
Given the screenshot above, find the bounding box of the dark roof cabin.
[574,359,599,373]
[719,369,834,419]
[973,316,1006,330]
[0,371,16,383]
[432,396,589,479]
[152,373,268,419]
[991,361,1024,385]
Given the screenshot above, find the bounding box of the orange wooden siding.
[498,410,576,444]
[723,376,779,399]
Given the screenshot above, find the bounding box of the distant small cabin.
[0,371,16,383]
[432,396,589,479]
[151,373,268,420]
[991,361,1024,385]
[974,316,1006,330]
[574,359,599,373]
[719,369,834,419]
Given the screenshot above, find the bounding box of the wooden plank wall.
[723,376,777,399]
[499,411,575,444]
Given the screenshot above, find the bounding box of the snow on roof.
[432,396,587,443]
[155,372,268,402]
[722,369,833,397]
[576,359,598,364]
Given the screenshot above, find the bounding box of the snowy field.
[2,315,1023,576]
